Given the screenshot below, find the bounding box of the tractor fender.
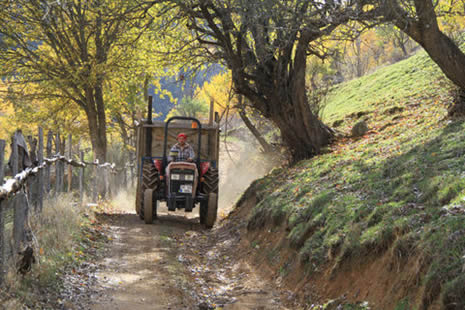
[153,159,163,173]
[200,162,210,177]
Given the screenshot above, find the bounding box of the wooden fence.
[0,128,134,285]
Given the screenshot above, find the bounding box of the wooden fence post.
[67,134,72,192]
[92,156,97,202]
[0,140,5,284]
[130,152,135,188]
[45,131,52,195]
[11,135,24,253]
[104,168,110,199]
[79,151,84,204]
[0,140,4,186]
[55,133,63,194]
[38,128,44,211]
[123,163,128,189]
[12,133,18,177]
[13,193,27,254]
[26,136,34,206]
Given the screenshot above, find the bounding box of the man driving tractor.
[168,133,195,162]
[165,132,198,211]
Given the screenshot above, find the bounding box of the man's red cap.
[177,133,187,139]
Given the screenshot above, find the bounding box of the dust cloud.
[109,137,277,216]
[218,138,277,215]
[111,187,136,213]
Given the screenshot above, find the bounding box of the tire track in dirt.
[91,209,202,310]
[88,203,297,310]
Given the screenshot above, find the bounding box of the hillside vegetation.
[242,50,465,309]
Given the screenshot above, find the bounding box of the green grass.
[322,50,450,126]
[247,50,465,308]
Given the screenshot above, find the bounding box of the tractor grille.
[170,168,195,195]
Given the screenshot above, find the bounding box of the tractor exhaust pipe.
[146,96,153,157]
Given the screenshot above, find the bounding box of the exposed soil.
[77,203,299,310]
[90,210,200,310]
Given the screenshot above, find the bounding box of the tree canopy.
[158,0,383,161]
[0,0,172,161]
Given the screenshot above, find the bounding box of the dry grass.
[1,193,91,307]
[30,194,87,283]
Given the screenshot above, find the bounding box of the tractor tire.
[200,167,218,227]
[202,168,219,194]
[135,181,142,217]
[144,189,157,224]
[199,202,207,225]
[139,161,159,221]
[205,193,218,229]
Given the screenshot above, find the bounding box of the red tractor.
[135,97,220,228]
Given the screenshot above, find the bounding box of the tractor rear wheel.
[199,201,207,225]
[144,189,157,224]
[202,168,219,194]
[200,167,218,228]
[205,193,218,229]
[136,181,142,218]
[139,161,159,221]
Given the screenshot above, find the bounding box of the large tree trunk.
[388,0,465,116]
[94,81,108,162]
[275,33,333,162]
[270,89,333,162]
[389,0,465,89]
[84,86,107,164]
[232,31,334,163]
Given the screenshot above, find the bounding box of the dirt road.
[90,210,200,310]
[88,204,294,310]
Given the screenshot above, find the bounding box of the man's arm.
[168,145,179,162]
[188,145,195,161]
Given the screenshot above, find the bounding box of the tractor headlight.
[171,174,180,180]
[185,174,194,181]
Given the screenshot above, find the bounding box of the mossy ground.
[247,50,465,308]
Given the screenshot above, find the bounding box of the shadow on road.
[95,211,204,231]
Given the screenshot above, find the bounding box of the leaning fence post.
[0,140,6,284]
[38,128,44,212]
[67,134,72,193]
[45,131,52,195]
[79,151,84,204]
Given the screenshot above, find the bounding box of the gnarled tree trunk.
[385,0,465,113]
[269,67,334,161]
[234,31,334,162]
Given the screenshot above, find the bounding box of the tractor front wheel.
[138,161,159,221]
[199,201,207,225]
[205,193,218,229]
[144,189,157,224]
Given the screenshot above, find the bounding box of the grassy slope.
[246,51,465,309]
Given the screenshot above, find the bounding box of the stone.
[351,120,369,137]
